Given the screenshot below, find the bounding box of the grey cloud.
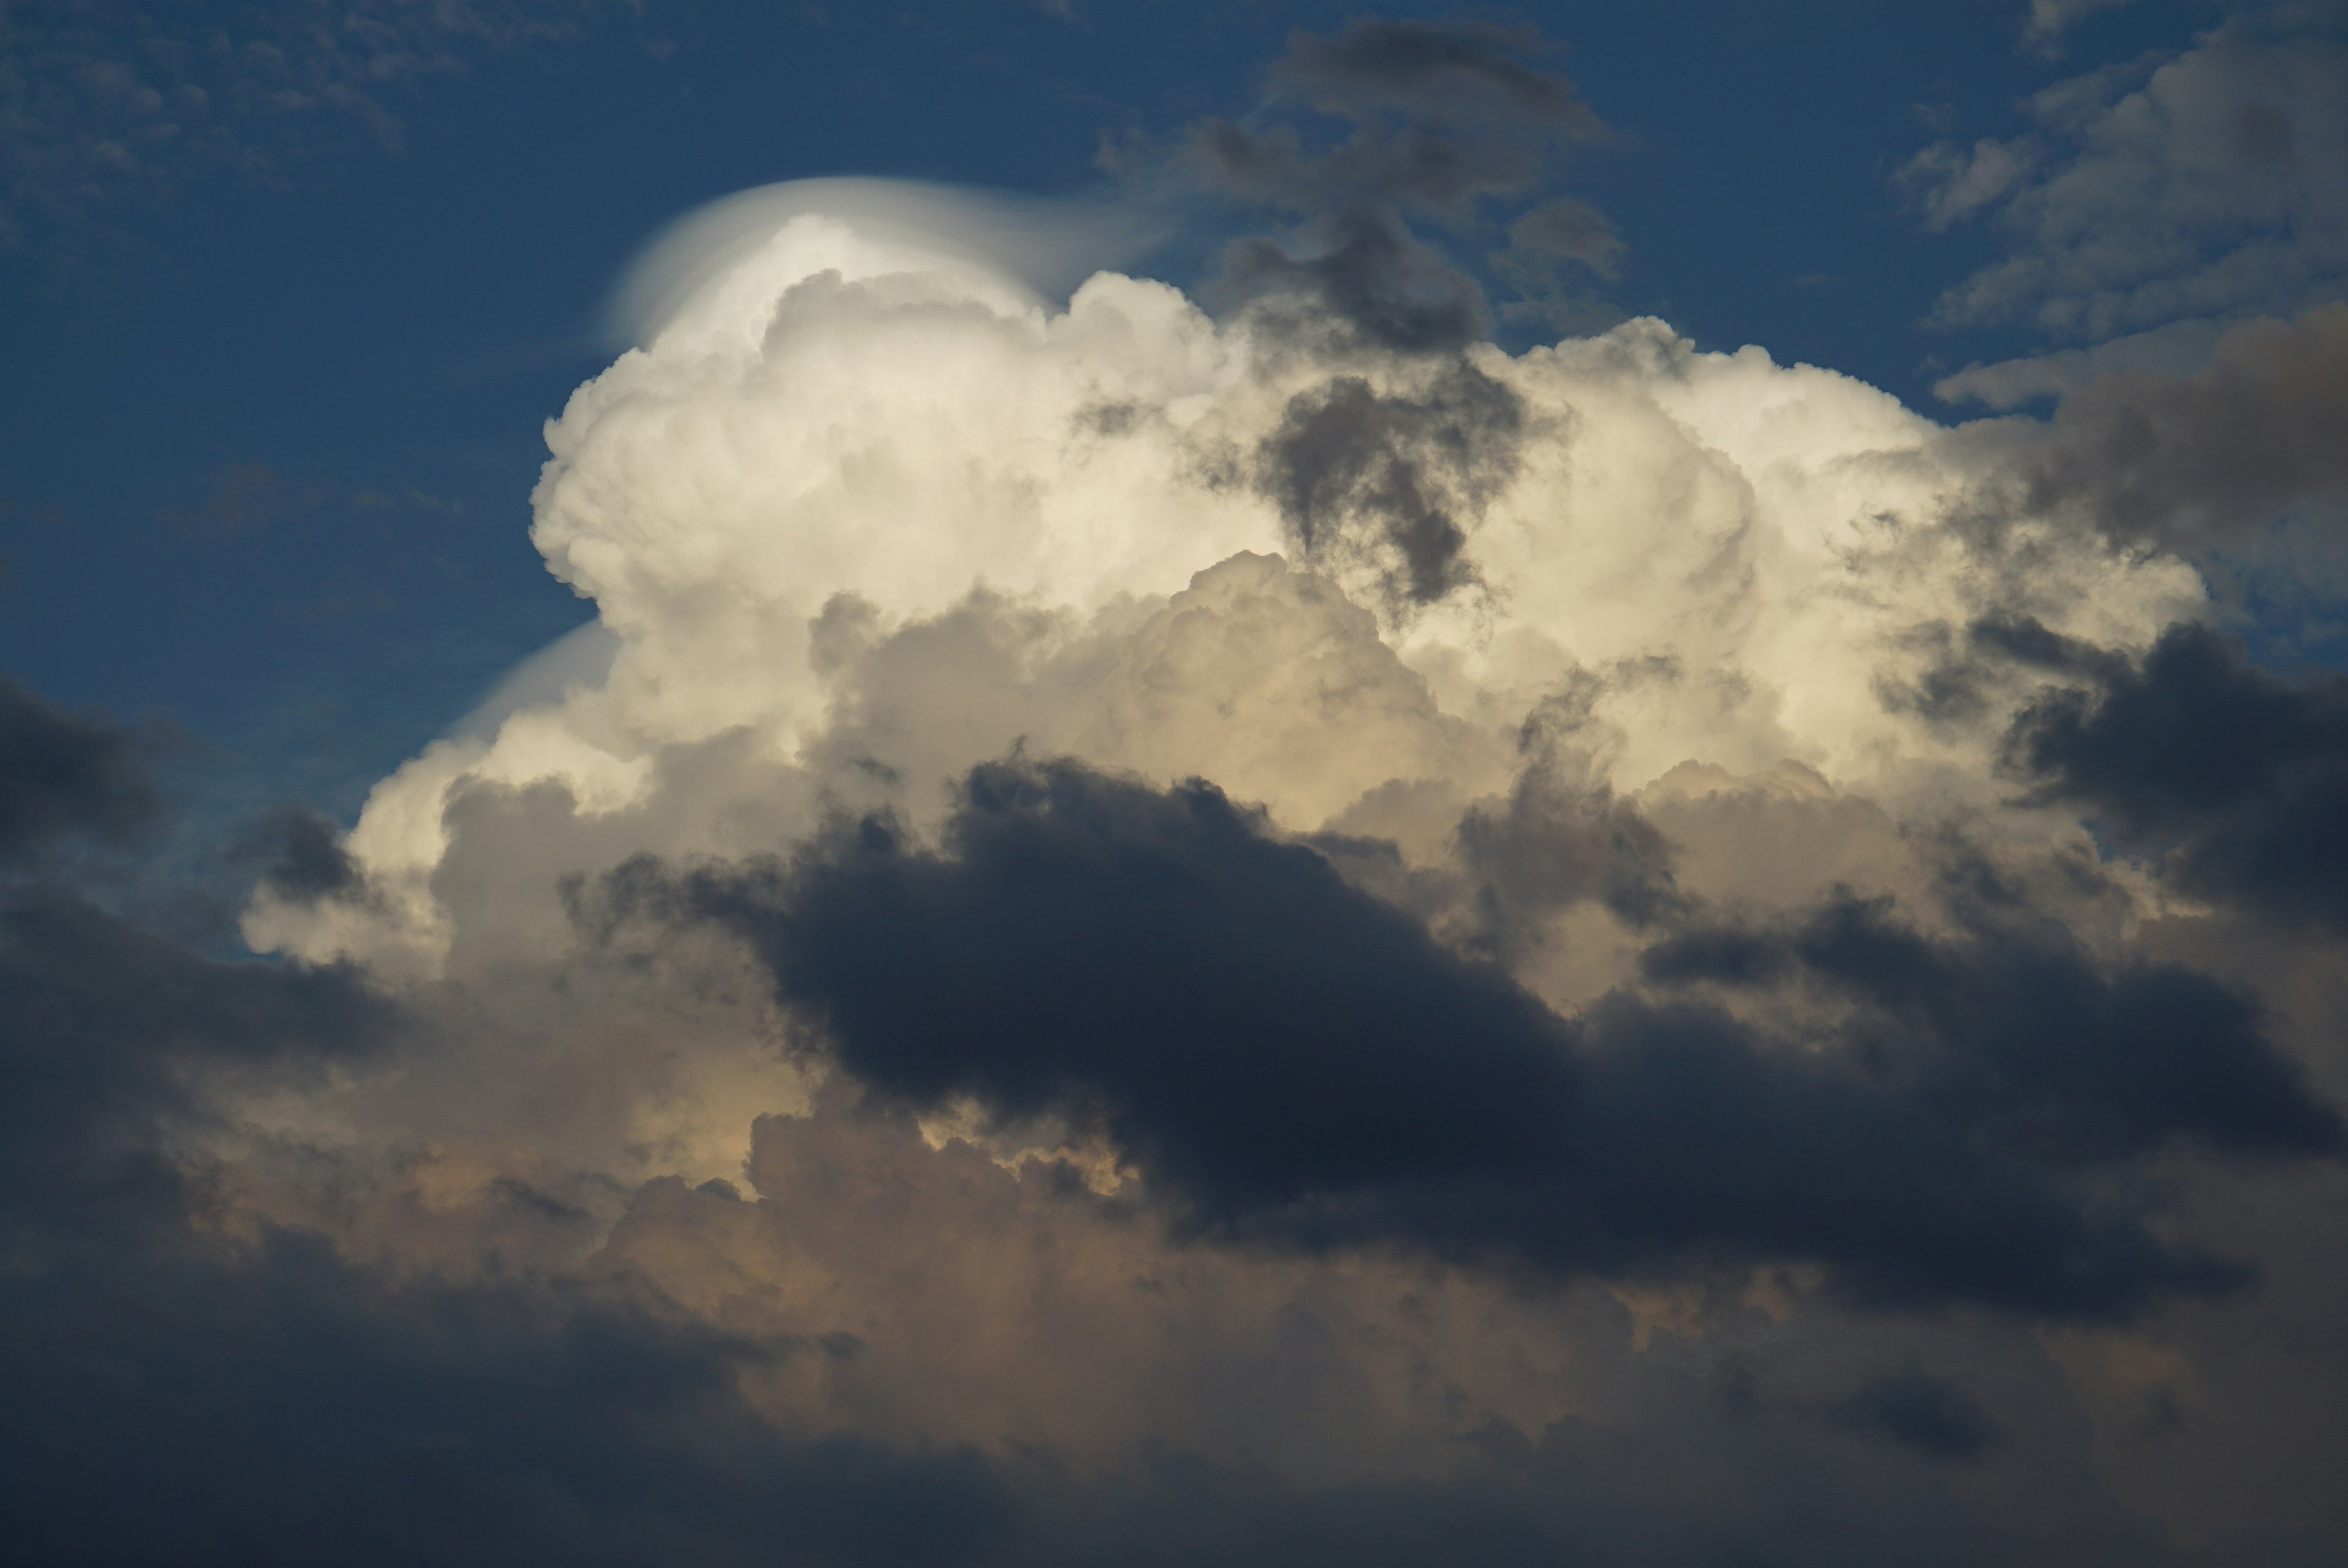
[1193,20,1613,353]
[0,879,395,1232]
[1898,135,2040,232]
[1456,680,1686,954]
[1917,19,2348,340]
[0,674,157,862]
[1825,1371,2005,1462]
[1253,361,1524,610]
[1276,20,1604,137]
[633,755,2334,1319]
[0,1231,1014,1568]
[2022,304,2348,548]
[1642,889,2342,1166]
[1213,205,1494,354]
[233,801,366,902]
[1201,20,1604,217]
[2,704,2330,1563]
[1932,315,2231,410]
[0,1166,2224,1568]
[1875,612,2130,731]
[1193,22,1612,609]
[1496,195,1623,281]
[0,680,391,1234]
[0,693,1010,1566]
[2004,619,2348,929]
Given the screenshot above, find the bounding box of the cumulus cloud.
[12,43,2348,1558]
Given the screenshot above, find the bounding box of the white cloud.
[248,181,2201,1014]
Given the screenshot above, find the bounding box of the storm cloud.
[2005,620,2348,927]
[639,757,2336,1320]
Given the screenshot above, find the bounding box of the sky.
[4,1,2348,1564]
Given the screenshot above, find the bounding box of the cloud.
[1253,360,1523,608]
[0,686,392,1239]
[1275,20,1606,139]
[2004,620,2348,927]
[232,801,367,902]
[0,1225,1016,1567]
[1914,14,2348,340]
[2021,0,2141,56]
[2018,303,2348,548]
[1191,20,1612,353]
[1824,1371,2004,1462]
[1932,316,2231,409]
[1642,890,2341,1164]
[0,675,157,861]
[629,756,2335,1319]
[10,49,2347,1550]
[1496,194,1623,281]
[1898,136,2040,232]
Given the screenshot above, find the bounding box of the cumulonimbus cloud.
[11,22,2348,1558]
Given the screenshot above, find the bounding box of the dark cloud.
[0,722,2311,1564]
[1194,20,1611,353]
[1825,1372,2004,1463]
[2004,620,2348,928]
[0,698,1010,1567]
[0,882,394,1231]
[1215,205,1494,355]
[1457,681,1686,949]
[0,691,391,1232]
[1641,892,2342,1165]
[0,1212,2199,1568]
[0,1229,1013,1568]
[2026,305,2348,549]
[1253,360,1523,608]
[1202,21,1603,216]
[1876,613,2133,730]
[1197,22,1611,609]
[0,674,158,862]
[1277,20,1603,136]
[669,760,1578,1215]
[628,756,2334,1319]
[234,801,367,902]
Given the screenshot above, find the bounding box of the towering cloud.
[9,17,2348,1565]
